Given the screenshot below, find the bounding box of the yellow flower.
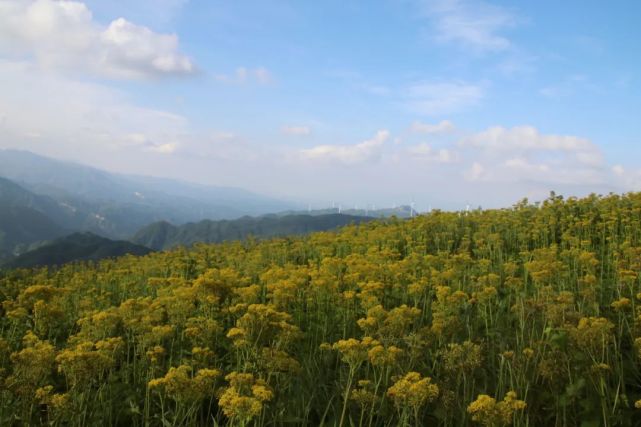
[611,297,631,311]
[218,372,273,423]
[148,365,220,403]
[386,372,439,412]
[522,348,535,359]
[467,391,526,426]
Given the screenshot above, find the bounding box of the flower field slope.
[2,192,641,426]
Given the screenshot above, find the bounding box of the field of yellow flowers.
[2,192,641,426]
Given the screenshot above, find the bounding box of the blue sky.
[0,0,640,209]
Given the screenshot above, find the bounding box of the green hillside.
[2,193,641,425]
[131,213,374,250]
[2,232,153,269]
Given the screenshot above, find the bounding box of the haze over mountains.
[0,149,293,237]
[0,149,406,267]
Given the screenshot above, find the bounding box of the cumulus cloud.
[462,125,603,166]
[282,126,311,136]
[0,0,194,79]
[459,125,607,186]
[301,130,389,164]
[420,0,516,52]
[407,143,456,163]
[411,120,455,134]
[0,60,187,161]
[406,81,484,115]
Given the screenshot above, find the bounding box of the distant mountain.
[0,149,294,238]
[0,177,70,258]
[2,232,153,269]
[131,213,373,250]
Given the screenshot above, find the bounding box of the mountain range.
[131,213,373,250]
[2,232,153,269]
[0,149,297,260]
[0,149,409,267]
[0,149,293,240]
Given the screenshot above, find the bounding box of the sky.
[0,0,640,210]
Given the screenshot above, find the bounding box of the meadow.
[1,192,641,426]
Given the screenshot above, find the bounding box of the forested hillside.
[2,232,153,269]
[0,177,69,258]
[0,150,293,239]
[131,214,373,250]
[2,193,641,425]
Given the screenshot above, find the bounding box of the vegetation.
[2,232,153,269]
[132,214,373,250]
[0,177,67,258]
[2,192,641,426]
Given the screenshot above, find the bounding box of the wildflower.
[333,338,373,369]
[218,372,273,423]
[146,345,166,365]
[467,391,526,426]
[611,297,631,311]
[522,348,535,359]
[35,385,71,416]
[6,331,56,397]
[570,317,614,354]
[442,341,483,373]
[258,348,301,374]
[368,345,403,367]
[148,365,220,403]
[350,380,377,408]
[56,341,119,387]
[387,372,439,412]
[501,351,514,360]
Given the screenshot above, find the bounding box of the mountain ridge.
[0,149,294,238]
[1,231,153,269]
[131,213,374,250]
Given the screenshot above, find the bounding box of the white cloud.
[282,126,311,136]
[421,0,516,52]
[460,126,603,166]
[406,81,484,115]
[301,130,389,164]
[0,0,194,79]
[460,125,607,186]
[214,67,273,85]
[411,120,455,134]
[0,60,187,159]
[407,143,456,163]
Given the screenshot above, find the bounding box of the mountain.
[1,232,153,269]
[0,149,293,238]
[131,213,373,250]
[0,177,70,259]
